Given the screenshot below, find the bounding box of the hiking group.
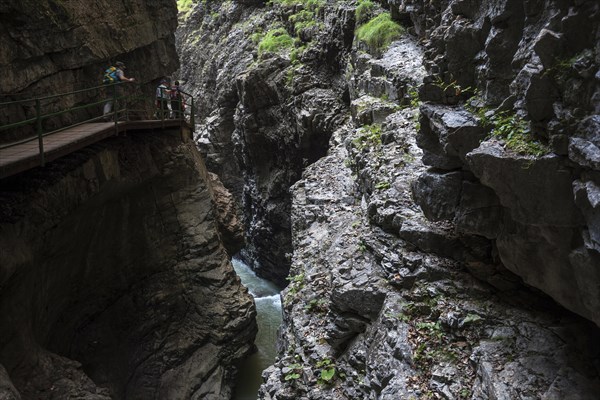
[156,78,186,120]
[102,61,186,120]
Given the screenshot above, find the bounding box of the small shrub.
[353,123,382,150]
[304,298,328,313]
[356,13,403,51]
[258,28,294,56]
[290,9,316,34]
[432,76,472,97]
[408,86,420,108]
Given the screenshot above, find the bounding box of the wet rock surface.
[0,131,256,399]
[178,0,352,285]
[175,0,600,398]
[403,0,600,326]
[259,35,600,398]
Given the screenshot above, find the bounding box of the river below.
[232,257,282,400]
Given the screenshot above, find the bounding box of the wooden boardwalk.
[0,119,190,179]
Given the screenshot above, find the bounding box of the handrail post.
[36,99,45,166]
[113,84,118,135]
[160,87,165,129]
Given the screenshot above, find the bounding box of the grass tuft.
[356,12,403,51]
[258,28,294,56]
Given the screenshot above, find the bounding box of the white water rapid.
[232,257,282,400]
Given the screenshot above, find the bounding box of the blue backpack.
[103,67,119,84]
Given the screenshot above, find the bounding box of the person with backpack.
[103,61,135,120]
[156,78,171,119]
[170,81,184,119]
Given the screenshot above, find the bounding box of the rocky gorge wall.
[178,0,353,285]
[177,0,600,398]
[399,0,600,327]
[0,130,256,399]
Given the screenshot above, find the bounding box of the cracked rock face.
[0,131,256,399]
[254,1,598,398]
[405,0,600,326]
[178,0,352,285]
[175,0,600,398]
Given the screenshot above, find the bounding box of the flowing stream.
[232,257,282,400]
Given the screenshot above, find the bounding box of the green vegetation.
[284,362,303,381]
[250,30,264,44]
[290,45,307,65]
[466,94,548,157]
[432,76,472,97]
[284,273,305,304]
[355,0,376,24]
[408,86,420,108]
[269,0,323,10]
[268,0,324,34]
[489,111,548,157]
[375,181,390,190]
[356,13,403,51]
[544,50,591,80]
[177,0,194,12]
[304,298,328,313]
[289,10,316,34]
[353,123,382,150]
[258,28,295,56]
[358,238,368,252]
[315,358,337,385]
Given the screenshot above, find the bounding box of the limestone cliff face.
[0,130,256,399]
[176,0,600,398]
[178,0,351,285]
[400,0,600,327]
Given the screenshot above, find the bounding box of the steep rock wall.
[397,0,600,326]
[178,0,352,285]
[0,131,256,399]
[253,2,600,398]
[175,0,600,398]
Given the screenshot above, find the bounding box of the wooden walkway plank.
[0,119,189,179]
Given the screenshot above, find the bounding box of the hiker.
[156,78,171,119]
[170,81,184,119]
[103,61,135,120]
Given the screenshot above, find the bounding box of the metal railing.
[0,82,195,167]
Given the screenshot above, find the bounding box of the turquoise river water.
[232,257,283,400]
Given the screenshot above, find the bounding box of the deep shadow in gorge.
[0,131,257,399]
